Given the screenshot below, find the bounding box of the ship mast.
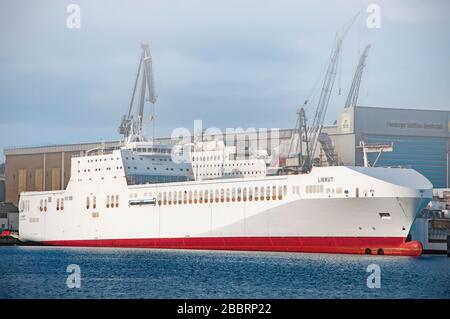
[119,42,157,143]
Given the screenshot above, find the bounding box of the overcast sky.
[0,0,449,161]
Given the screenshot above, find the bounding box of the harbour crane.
[286,106,310,171]
[118,42,157,142]
[317,44,371,167]
[306,14,358,168]
[287,14,358,172]
[344,45,371,109]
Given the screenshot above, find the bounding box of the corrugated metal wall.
[365,135,447,188]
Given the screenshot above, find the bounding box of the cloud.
[0,0,449,162]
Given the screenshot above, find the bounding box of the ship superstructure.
[188,140,270,181]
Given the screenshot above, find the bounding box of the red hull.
[43,236,422,256]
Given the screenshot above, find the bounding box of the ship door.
[89,210,101,240]
[355,188,359,198]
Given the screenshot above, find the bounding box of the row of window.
[155,185,288,206]
[192,155,223,162]
[134,147,171,154]
[78,166,123,173]
[19,200,30,212]
[39,196,70,212]
[85,195,120,209]
[56,198,65,211]
[36,185,362,213]
[86,196,96,209]
[305,185,351,196]
[125,156,171,161]
[76,176,119,182]
[196,171,264,177]
[39,199,48,212]
[126,166,189,172]
[306,185,325,194]
[128,184,355,204]
[106,195,120,208]
[194,162,257,168]
[81,157,120,164]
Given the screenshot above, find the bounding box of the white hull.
[18,151,432,255]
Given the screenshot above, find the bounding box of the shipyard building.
[2,105,449,205]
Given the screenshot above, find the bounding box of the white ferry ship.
[18,43,433,256]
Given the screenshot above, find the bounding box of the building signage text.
[386,121,443,130]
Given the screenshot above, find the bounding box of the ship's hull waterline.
[42,237,422,256]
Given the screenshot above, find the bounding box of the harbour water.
[0,246,449,299]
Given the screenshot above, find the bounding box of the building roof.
[2,129,295,156]
[0,202,18,213]
[3,126,347,157]
[357,105,450,114]
[3,141,121,156]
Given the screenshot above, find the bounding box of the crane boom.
[307,14,358,166]
[118,42,157,142]
[345,45,371,109]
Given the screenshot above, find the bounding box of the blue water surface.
[0,246,449,298]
